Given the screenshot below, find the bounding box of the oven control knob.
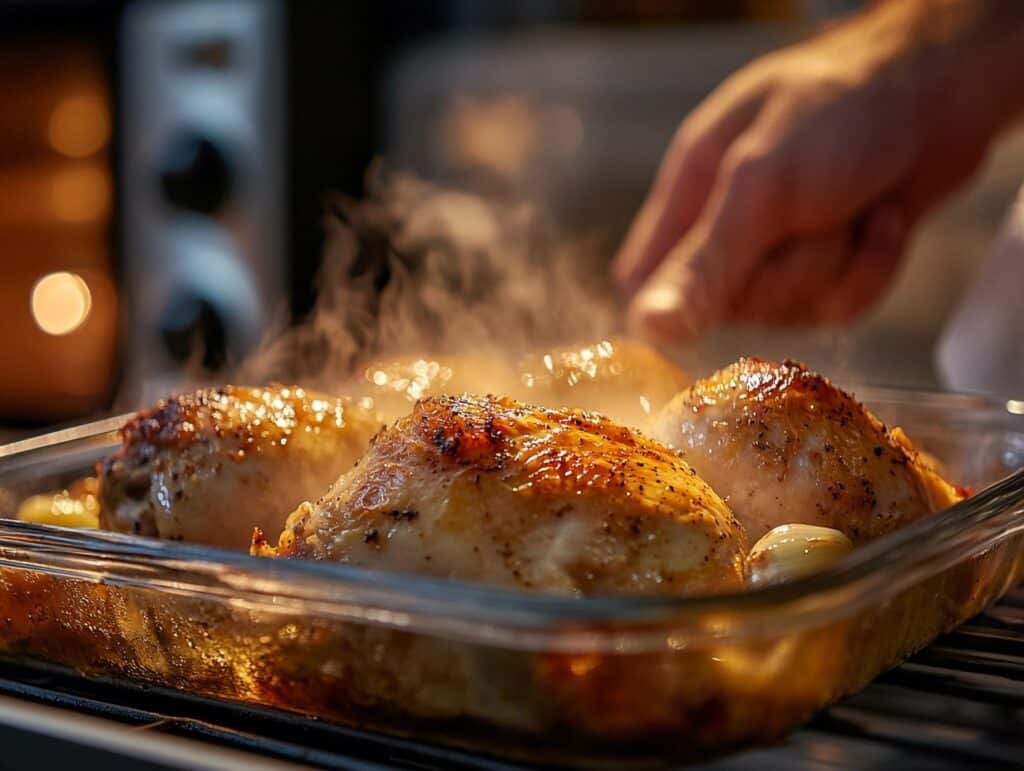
[158,133,232,214]
[159,294,228,371]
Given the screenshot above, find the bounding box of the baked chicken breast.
[514,337,690,430]
[655,358,963,544]
[354,338,689,430]
[99,385,379,550]
[350,354,510,423]
[262,394,747,596]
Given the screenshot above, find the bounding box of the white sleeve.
[936,186,1024,396]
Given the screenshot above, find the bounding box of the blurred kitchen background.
[1,0,1022,427]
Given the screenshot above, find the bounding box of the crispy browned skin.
[99,386,379,550]
[655,358,963,544]
[268,394,747,596]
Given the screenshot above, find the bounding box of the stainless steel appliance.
[0,0,412,418]
[120,0,285,395]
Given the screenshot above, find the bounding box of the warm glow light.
[31,272,93,335]
[47,93,110,158]
[50,165,111,223]
[442,95,537,177]
[441,95,584,177]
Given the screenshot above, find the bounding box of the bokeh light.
[49,164,111,223]
[30,271,93,335]
[47,93,110,158]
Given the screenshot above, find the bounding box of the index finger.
[613,74,769,297]
[626,136,791,342]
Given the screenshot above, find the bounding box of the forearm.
[889,1,1024,137]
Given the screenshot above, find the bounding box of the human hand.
[615,0,1024,342]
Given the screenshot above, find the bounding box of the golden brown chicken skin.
[514,337,690,430]
[349,354,512,423]
[99,386,379,550]
[655,358,963,544]
[350,338,688,430]
[265,394,747,596]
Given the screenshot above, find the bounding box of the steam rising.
[240,166,618,391]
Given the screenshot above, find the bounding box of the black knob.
[159,294,228,371]
[158,132,232,214]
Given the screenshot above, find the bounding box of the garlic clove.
[748,524,853,586]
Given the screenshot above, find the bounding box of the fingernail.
[635,284,681,316]
[627,284,684,342]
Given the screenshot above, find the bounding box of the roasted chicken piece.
[17,477,100,529]
[350,354,511,423]
[355,338,689,430]
[99,386,379,550]
[655,358,963,544]
[262,394,747,596]
[514,337,690,430]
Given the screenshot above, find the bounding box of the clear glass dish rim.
[0,385,1022,653]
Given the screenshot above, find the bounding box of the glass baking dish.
[0,388,1022,768]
